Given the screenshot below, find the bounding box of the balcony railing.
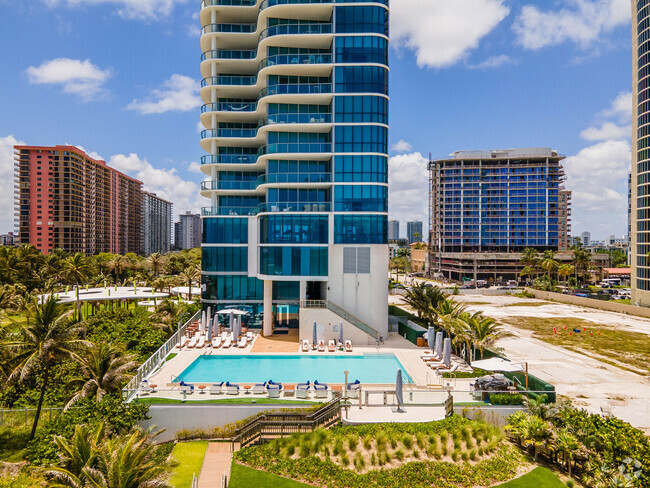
[202,23,256,34]
[257,172,331,185]
[201,180,258,191]
[259,83,331,98]
[201,154,258,165]
[258,53,332,71]
[257,142,332,155]
[201,0,387,8]
[202,49,257,61]
[202,206,258,216]
[201,129,258,139]
[262,113,331,125]
[259,23,332,41]
[201,0,256,6]
[257,202,331,212]
[201,101,257,112]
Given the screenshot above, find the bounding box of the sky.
[0,0,635,241]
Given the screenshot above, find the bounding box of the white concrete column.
[263,280,273,336]
[299,281,307,303]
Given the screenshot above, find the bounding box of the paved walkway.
[197,442,232,488]
[343,405,447,424]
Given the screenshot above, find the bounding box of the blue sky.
[0,0,634,240]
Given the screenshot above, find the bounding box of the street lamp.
[178,312,190,335]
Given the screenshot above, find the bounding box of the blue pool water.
[176,354,412,384]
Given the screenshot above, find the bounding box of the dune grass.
[168,441,208,488]
[501,316,650,375]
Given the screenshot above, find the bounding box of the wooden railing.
[232,398,342,449]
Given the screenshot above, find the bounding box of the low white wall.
[458,405,526,427]
[527,288,650,318]
[299,308,377,345]
[139,404,314,443]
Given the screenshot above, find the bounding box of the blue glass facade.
[199,0,388,325]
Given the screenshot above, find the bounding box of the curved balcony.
[201,154,258,165]
[260,0,331,10]
[201,128,258,139]
[201,180,258,191]
[257,142,331,155]
[201,23,256,35]
[258,53,331,71]
[201,0,256,7]
[262,113,331,125]
[259,83,331,98]
[200,0,387,9]
[257,172,331,185]
[259,23,332,42]
[202,206,258,216]
[201,101,258,112]
[209,75,257,86]
[257,202,331,213]
[201,49,257,61]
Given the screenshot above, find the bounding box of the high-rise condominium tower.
[199,0,389,338]
[633,0,650,304]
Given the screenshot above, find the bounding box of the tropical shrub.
[490,394,524,405]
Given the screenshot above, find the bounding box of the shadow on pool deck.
[250,330,300,353]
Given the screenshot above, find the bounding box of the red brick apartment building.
[14,145,144,255]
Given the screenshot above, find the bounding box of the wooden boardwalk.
[197,442,232,487]
[250,329,300,353]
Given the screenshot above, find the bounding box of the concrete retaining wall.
[458,405,527,427]
[527,288,650,318]
[139,404,314,443]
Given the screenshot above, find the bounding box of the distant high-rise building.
[388,220,400,241]
[14,145,143,255]
[429,148,569,280]
[142,192,172,255]
[175,212,201,250]
[0,233,15,247]
[580,231,591,247]
[407,221,423,244]
[558,189,572,251]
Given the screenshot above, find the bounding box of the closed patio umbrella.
[427,327,435,349]
[395,369,405,413]
[338,321,343,345]
[443,338,452,368]
[229,312,234,332]
[435,331,443,358]
[312,321,318,346]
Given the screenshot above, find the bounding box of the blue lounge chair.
[180,381,195,393]
[313,380,329,399]
[209,382,223,395]
[267,380,283,399]
[346,379,361,399]
[296,381,310,399]
[225,381,240,395]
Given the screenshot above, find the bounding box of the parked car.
[476,280,489,289]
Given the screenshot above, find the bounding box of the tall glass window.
[202,247,248,272]
[203,275,263,301]
[334,185,387,212]
[203,218,248,244]
[334,96,388,124]
[334,6,389,36]
[335,66,388,94]
[335,36,388,65]
[334,155,387,182]
[334,215,387,244]
[260,215,328,243]
[334,126,388,154]
[260,247,328,276]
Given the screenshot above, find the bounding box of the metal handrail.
[300,300,380,341]
[122,310,201,402]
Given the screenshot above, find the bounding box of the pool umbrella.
[229,312,234,332]
[312,321,317,346]
[234,315,242,339]
[201,311,206,334]
[435,331,443,358]
[394,369,405,413]
[206,312,212,341]
[338,321,343,345]
[443,338,452,368]
[427,327,435,349]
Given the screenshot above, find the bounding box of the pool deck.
[140,331,472,402]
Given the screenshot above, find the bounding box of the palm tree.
[108,255,128,283]
[435,297,466,335]
[63,253,93,320]
[555,429,580,477]
[1,296,88,439]
[146,253,167,278]
[524,393,552,419]
[0,285,18,312]
[557,264,575,285]
[180,266,200,300]
[65,342,138,409]
[573,247,591,285]
[522,415,552,461]
[402,283,446,327]
[540,250,559,282]
[467,312,502,360]
[45,427,170,488]
[520,248,540,279]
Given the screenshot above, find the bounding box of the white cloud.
[580,122,631,141]
[468,54,516,69]
[185,24,201,37]
[388,151,429,227]
[127,74,201,114]
[0,136,25,233]
[187,161,202,173]
[391,140,412,153]
[109,153,201,216]
[25,58,112,101]
[42,0,189,21]
[601,91,632,122]
[72,145,103,161]
[391,0,510,68]
[513,0,631,50]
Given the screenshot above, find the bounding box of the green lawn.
[169,441,208,488]
[229,463,311,488]
[133,397,318,405]
[228,464,565,488]
[496,467,565,487]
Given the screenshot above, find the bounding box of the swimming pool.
[175,354,412,384]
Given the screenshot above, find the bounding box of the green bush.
[489,394,524,405]
[441,368,490,379]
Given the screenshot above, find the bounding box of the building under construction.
[428,148,574,281]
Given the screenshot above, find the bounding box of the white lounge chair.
[328,340,335,352]
[252,383,266,394]
[138,381,151,396]
[212,337,222,349]
[178,336,189,349]
[209,382,223,395]
[346,380,361,399]
[196,335,206,348]
[317,340,325,352]
[301,340,310,352]
[223,336,232,348]
[296,382,310,399]
[314,387,328,399]
[187,335,198,348]
[180,381,195,394]
[345,340,353,352]
[246,331,254,342]
[225,382,239,395]
[267,386,281,399]
[237,336,247,348]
